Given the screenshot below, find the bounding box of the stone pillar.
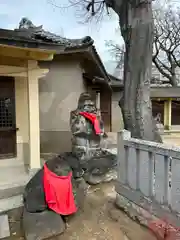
[117,130,131,184]
[164,99,172,130]
[27,60,41,170]
[15,76,29,164]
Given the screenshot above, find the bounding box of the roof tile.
[14,17,93,48]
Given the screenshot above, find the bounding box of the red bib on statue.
[79,111,102,135]
[43,163,77,215]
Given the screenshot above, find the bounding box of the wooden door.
[100,87,112,132]
[0,77,16,158]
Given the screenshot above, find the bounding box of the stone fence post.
[117,130,131,184]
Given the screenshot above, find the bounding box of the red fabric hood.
[79,112,102,135]
[43,163,77,215]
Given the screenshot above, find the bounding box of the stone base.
[0,214,10,239]
[115,193,180,240]
[74,178,90,210]
[76,177,90,194]
[84,169,117,185]
[23,209,65,240]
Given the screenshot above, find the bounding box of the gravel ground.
[5,182,156,240]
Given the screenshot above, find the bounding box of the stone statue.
[70,92,117,184]
[70,93,104,163]
[154,113,161,124]
[23,154,88,239]
[22,93,117,239]
[154,113,164,132]
[23,155,80,213]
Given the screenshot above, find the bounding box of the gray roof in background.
[107,61,180,88]
[107,63,180,89]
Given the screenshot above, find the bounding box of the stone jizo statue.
[70,93,105,162]
[154,113,161,124]
[70,92,117,184]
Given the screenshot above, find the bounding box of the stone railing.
[115,130,180,229]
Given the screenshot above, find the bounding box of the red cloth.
[79,111,102,135]
[43,163,77,215]
[148,219,180,240]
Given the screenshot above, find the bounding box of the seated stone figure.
[23,153,87,213]
[70,92,117,184]
[70,93,104,162]
[23,154,88,239]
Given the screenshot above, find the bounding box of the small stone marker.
[23,209,65,240]
[0,214,10,239]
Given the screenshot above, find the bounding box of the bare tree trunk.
[118,1,162,142]
[69,0,162,142]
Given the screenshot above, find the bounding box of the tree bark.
[114,0,162,142]
[80,0,162,142]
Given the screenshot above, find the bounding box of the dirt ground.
[56,182,156,240]
[6,182,157,240]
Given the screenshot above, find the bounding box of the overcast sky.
[0,0,121,73]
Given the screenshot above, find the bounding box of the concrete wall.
[39,59,87,154]
[111,92,124,132]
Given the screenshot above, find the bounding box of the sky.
[0,0,121,73]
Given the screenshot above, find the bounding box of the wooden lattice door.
[100,87,112,132]
[0,77,16,158]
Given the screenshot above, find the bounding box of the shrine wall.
[39,57,87,154]
[111,92,124,132]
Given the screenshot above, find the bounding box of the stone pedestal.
[23,209,65,240]
[0,214,10,239]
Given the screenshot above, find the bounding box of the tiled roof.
[14,17,93,48]
[0,17,110,83]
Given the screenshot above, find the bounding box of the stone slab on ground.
[0,195,23,214]
[23,209,65,240]
[0,214,10,239]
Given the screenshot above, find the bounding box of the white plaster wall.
[39,60,86,131]
[111,92,124,132]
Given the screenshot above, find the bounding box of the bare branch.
[106,3,180,86]
[49,0,180,86]
[47,0,85,9]
[153,5,180,85]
